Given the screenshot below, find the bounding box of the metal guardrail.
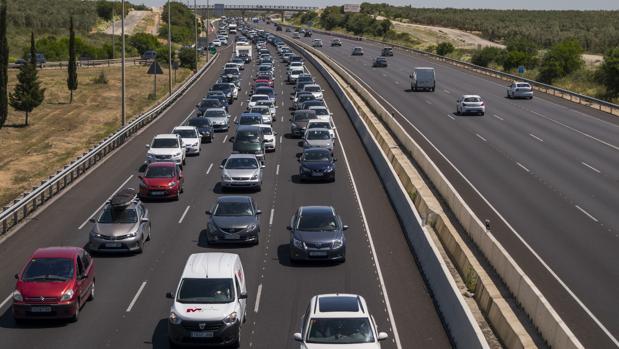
[282,24,619,117]
[0,54,218,236]
[8,57,147,70]
[196,5,317,10]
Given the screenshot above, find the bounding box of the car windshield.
[213,84,231,92]
[297,212,337,231]
[463,97,481,102]
[294,113,314,122]
[305,86,320,92]
[304,150,331,162]
[214,201,254,216]
[236,130,260,141]
[258,66,270,72]
[309,122,330,129]
[205,110,226,118]
[145,166,175,178]
[251,95,269,102]
[98,206,139,223]
[307,318,375,344]
[261,127,273,135]
[188,118,211,127]
[255,88,273,96]
[174,129,197,138]
[312,109,329,116]
[226,158,259,169]
[22,258,74,282]
[240,115,262,125]
[250,108,268,115]
[200,100,221,108]
[177,278,234,304]
[223,69,238,75]
[152,138,178,148]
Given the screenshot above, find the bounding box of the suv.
[220,154,265,191]
[167,253,248,346]
[293,294,389,347]
[146,134,185,165]
[352,47,364,56]
[507,81,533,99]
[89,188,152,252]
[288,206,347,262]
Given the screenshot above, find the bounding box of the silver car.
[507,81,533,99]
[88,189,151,254]
[220,154,265,191]
[303,128,334,153]
[204,107,230,131]
[456,95,485,116]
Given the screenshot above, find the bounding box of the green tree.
[436,42,455,56]
[29,32,36,66]
[129,33,161,55]
[178,47,195,70]
[67,16,78,104]
[471,46,502,67]
[538,39,583,83]
[9,33,45,126]
[0,0,8,129]
[320,7,344,31]
[596,47,619,98]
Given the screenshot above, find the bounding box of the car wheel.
[71,301,80,322]
[137,237,145,253]
[480,112,485,116]
[180,183,184,193]
[182,158,186,165]
[146,226,152,241]
[89,281,95,301]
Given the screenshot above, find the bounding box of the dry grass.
[0,64,192,208]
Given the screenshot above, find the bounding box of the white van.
[167,253,247,347]
[410,67,436,92]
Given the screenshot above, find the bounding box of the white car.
[204,107,230,131]
[312,39,323,47]
[307,119,336,138]
[288,68,305,83]
[218,36,228,45]
[172,126,201,156]
[293,294,389,348]
[255,100,277,121]
[247,94,270,108]
[506,81,533,99]
[249,106,273,124]
[303,84,323,100]
[212,39,222,47]
[456,94,485,115]
[146,134,186,165]
[259,124,277,152]
[308,106,332,120]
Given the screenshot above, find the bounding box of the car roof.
[181,253,239,279]
[173,126,198,132]
[310,294,368,318]
[32,246,82,259]
[153,133,179,139]
[462,94,482,98]
[227,153,257,160]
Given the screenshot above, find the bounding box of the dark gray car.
[288,206,347,262]
[206,196,261,245]
[290,110,317,137]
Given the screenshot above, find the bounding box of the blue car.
[298,148,336,182]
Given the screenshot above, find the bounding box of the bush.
[178,47,195,70]
[436,42,455,56]
[129,33,162,55]
[538,39,583,83]
[471,46,503,67]
[92,70,108,84]
[596,47,619,98]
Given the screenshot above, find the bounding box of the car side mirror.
[78,273,87,280]
[205,210,212,215]
[141,217,149,223]
[255,210,262,215]
[145,144,150,148]
[293,332,303,341]
[219,164,224,169]
[343,225,349,230]
[89,218,96,223]
[286,226,292,230]
[14,273,18,279]
[333,158,337,162]
[166,292,174,299]
[239,292,248,299]
[261,164,266,169]
[378,332,389,341]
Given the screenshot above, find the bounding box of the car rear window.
[517,83,531,88]
[463,97,481,102]
[174,129,197,138]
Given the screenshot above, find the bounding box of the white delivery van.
[167,253,247,347]
[235,43,253,63]
[410,67,436,92]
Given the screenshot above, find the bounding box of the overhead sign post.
[214,3,225,17]
[147,61,164,99]
[343,4,361,13]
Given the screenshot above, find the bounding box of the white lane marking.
[254,283,262,313]
[425,100,431,105]
[281,101,285,106]
[222,135,228,143]
[182,110,195,125]
[206,163,213,175]
[0,293,12,311]
[269,208,275,226]
[443,89,450,94]
[575,205,599,223]
[529,133,544,142]
[280,116,284,122]
[240,101,244,107]
[516,162,530,172]
[275,164,280,176]
[581,162,600,174]
[476,133,487,142]
[78,175,133,229]
[233,116,237,123]
[447,114,455,120]
[126,281,147,312]
[334,126,402,348]
[178,206,190,224]
[493,114,504,121]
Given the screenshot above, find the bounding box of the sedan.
[186,117,213,143]
[13,247,95,322]
[507,81,533,99]
[172,126,201,156]
[303,128,335,153]
[372,57,388,68]
[298,147,336,182]
[456,95,486,115]
[288,206,347,262]
[352,47,364,56]
[206,196,261,244]
[331,38,342,47]
[220,154,265,191]
[139,162,184,200]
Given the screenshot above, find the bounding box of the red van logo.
[186,308,202,313]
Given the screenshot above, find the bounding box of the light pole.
[194,0,198,71]
[121,0,126,126]
[167,0,172,95]
[112,0,115,59]
[206,0,209,63]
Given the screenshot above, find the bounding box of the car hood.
[223,168,260,178]
[148,148,179,156]
[233,142,262,152]
[17,279,73,298]
[301,343,380,349]
[300,161,333,171]
[294,229,341,243]
[181,137,200,145]
[305,139,332,148]
[142,177,176,187]
[206,116,228,125]
[211,215,257,229]
[94,222,138,237]
[174,301,237,321]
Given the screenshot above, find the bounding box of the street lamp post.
[206,0,209,63]
[167,0,172,95]
[194,0,198,71]
[121,0,126,126]
[112,0,115,60]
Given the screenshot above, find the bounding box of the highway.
[0,37,450,348]
[273,27,619,348]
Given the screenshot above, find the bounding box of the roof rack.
[110,188,138,208]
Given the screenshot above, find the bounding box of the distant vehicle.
[308,106,332,120]
[12,247,95,322]
[312,39,323,48]
[287,206,346,262]
[285,27,291,32]
[288,67,305,83]
[298,147,336,182]
[237,112,263,126]
[220,153,264,191]
[302,84,324,100]
[290,110,318,137]
[212,39,222,47]
[307,119,335,138]
[373,57,388,68]
[248,94,270,108]
[304,30,313,37]
[90,188,151,252]
[141,50,156,60]
[166,253,248,346]
[292,32,301,39]
[186,117,213,142]
[410,67,436,92]
[205,197,261,244]
[230,125,265,160]
[145,134,185,165]
[276,25,282,31]
[381,47,394,56]
[456,95,486,115]
[203,107,230,131]
[258,124,277,152]
[197,98,226,115]
[172,126,201,156]
[293,294,389,346]
[351,47,364,56]
[235,42,253,62]
[15,53,46,66]
[249,106,272,124]
[330,38,342,47]
[507,81,533,99]
[303,128,335,153]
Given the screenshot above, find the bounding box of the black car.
[298,148,336,182]
[381,47,394,56]
[205,92,230,111]
[373,57,388,68]
[205,196,261,244]
[294,92,316,110]
[276,25,282,31]
[288,206,347,262]
[197,98,226,115]
[304,30,312,37]
[186,117,214,142]
[301,99,326,110]
[210,83,235,102]
[331,39,342,47]
[285,27,291,32]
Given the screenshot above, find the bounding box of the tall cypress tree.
[67,16,78,104]
[29,31,36,67]
[0,0,8,129]
[9,32,45,126]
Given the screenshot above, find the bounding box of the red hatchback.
[254,78,274,88]
[139,161,184,200]
[13,247,95,322]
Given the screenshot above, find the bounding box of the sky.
[135,0,618,10]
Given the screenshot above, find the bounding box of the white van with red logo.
[167,253,247,347]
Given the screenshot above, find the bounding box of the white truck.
[235,43,253,63]
[228,23,237,34]
[410,67,436,92]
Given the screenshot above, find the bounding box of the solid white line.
[178,206,190,224]
[529,133,544,142]
[493,114,504,121]
[78,175,133,229]
[516,162,530,172]
[447,114,455,120]
[275,164,280,176]
[269,208,275,226]
[222,135,228,143]
[575,205,599,223]
[206,163,213,175]
[126,281,147,312]
[581,162,600,174]
[254,284,262,313]
[0,293,12,311]
[476,133,487,142]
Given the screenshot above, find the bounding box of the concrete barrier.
[275,33,583,349]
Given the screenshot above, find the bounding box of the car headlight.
[250,173,259,180]
[168,181,177,188]
[332,239,344,249]
[60,289,75,301]
[169,311,182,325]
[174,152,182,157]
[293,238,305,249]
[246,223,257,231]
[12,290,23,302]
[223,174,232,180]
[222,311,238,325]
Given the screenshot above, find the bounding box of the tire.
[180,183,184,193]
[146,226,152,241]
[480,112,485,116]
[88,281,95,301]
[71,301,80,322]
[137,236,145,253]
[182,158,186,165]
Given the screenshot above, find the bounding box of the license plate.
[105,242,122,248]
[312,172,324,177]
[309,251,328,257]
[224,234,240,240]
[190,331,214,338]
[30,306,52,313]
[150,191,165,196]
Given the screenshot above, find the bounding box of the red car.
[138,161,184,200]
[12,247,95,322]
[254,78,274,88]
